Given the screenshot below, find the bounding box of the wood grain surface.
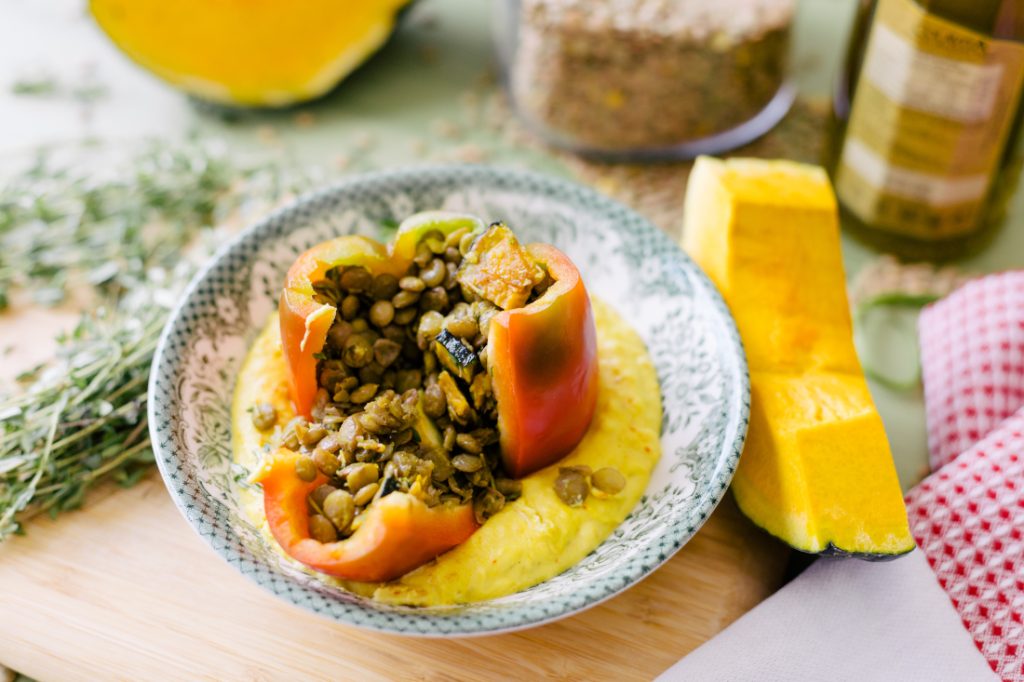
[0,468,787,681]
[0,263,789,680]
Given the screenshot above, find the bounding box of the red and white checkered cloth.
[914,271,1024,681]
[919,272,1024,470]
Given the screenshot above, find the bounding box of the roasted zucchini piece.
[434,329,478,382]
[437,371,476,426]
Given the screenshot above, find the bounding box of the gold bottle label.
[836,0,1024,239]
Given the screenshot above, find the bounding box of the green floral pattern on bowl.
[149,165,749,635]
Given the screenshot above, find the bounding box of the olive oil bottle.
[829,0,1024,260]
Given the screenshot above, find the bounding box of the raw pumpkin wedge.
[90,0,413,106]
[683,156,915,559]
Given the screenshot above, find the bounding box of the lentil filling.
[253,222,550,540]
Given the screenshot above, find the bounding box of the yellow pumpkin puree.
[231,298,662,605]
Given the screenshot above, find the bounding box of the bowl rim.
[148,164,750,636]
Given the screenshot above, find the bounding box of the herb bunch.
[0,141,257,309]
[0,290,169,537]
[0,141,298,539]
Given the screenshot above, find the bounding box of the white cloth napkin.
[657,549,995,681]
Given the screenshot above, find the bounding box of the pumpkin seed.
[442,424,457,451]
[317,432,343,454]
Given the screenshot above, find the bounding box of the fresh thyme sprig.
[0,142,238,308]
[0,141,304,539]
[0,287,171,538]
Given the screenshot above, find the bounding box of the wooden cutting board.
[0,309,789,682]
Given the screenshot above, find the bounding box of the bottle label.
[836,0,1024,239]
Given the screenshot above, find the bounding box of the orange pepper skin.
[488,243,599,478]
[280,214,485,418]
[279,236,405,418]
[253,449,479,582]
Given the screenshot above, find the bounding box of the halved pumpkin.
[683,156,915,559]
[90,0,413,106]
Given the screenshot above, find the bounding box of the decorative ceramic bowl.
[149,165,749,636]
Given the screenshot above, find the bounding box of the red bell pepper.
[280,213,480,418]
[279,235,404,418]
[488,243,599,477]
[253,449,478,582]
[269,214,598,580]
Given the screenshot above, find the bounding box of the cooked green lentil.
[251,402,278,431]
[309,514,338,543]
[592,467,627,495]
[554,467,590,507]
[294,455,319,482]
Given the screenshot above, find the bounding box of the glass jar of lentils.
[494,0,797,160]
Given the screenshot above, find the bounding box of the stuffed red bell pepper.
[265,211,598,581]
